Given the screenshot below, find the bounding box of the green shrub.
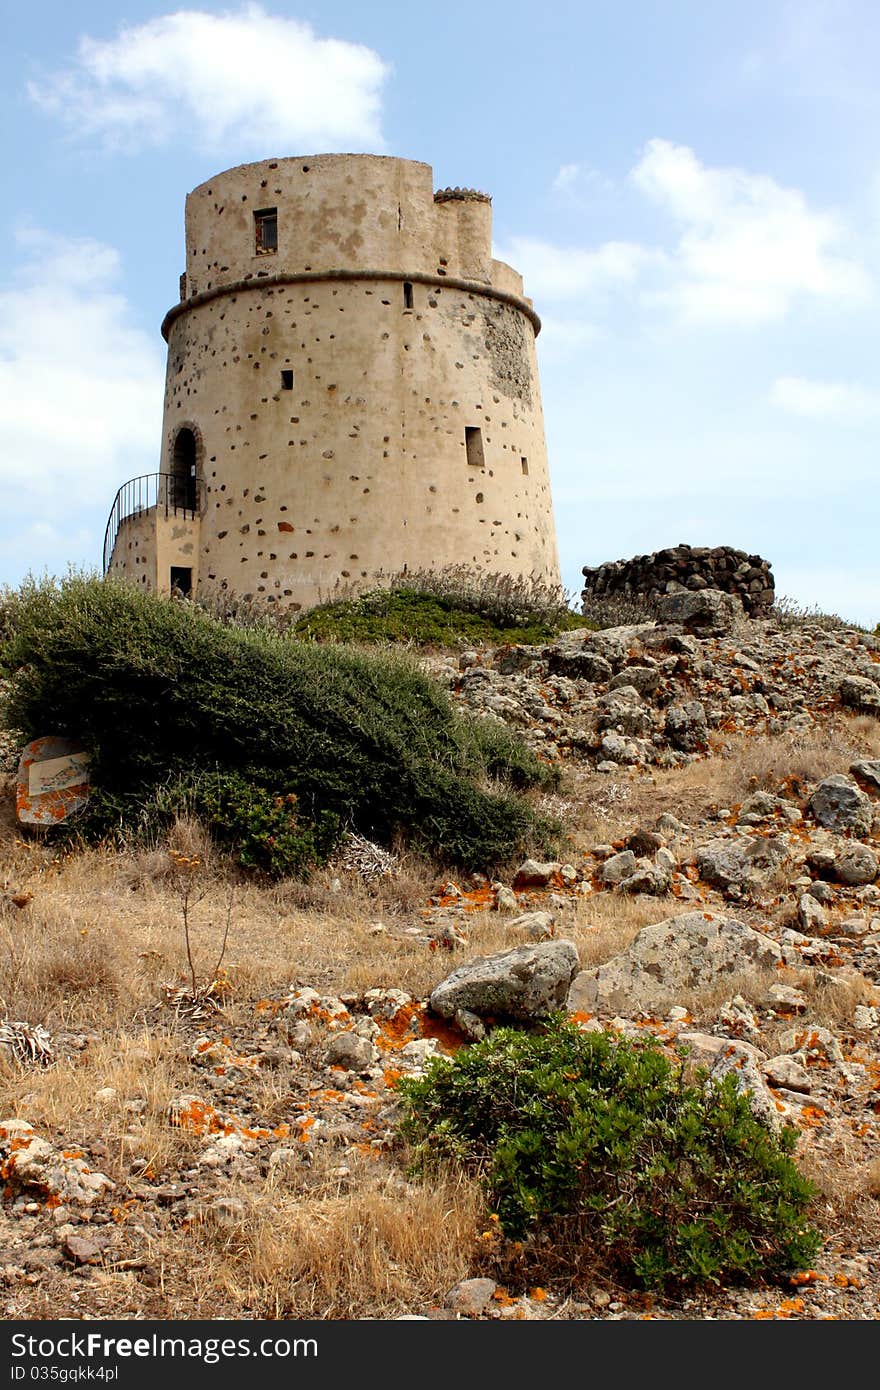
[292,566,586,647]
[397,1016,821,1292]
[159,772,343,878]
[1,574,560,874]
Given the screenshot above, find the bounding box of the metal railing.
[102,472,202,574]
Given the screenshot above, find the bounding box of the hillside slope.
[1,598,879,1320]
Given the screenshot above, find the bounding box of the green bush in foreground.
[397,1017,821,1292]
[2,574,560,874]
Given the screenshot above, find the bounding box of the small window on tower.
[170,566,192,598]
[254,208,278,255]
[281,369,294,390]
[465,426,485,470]
[403,281,414,309]
[521,457,529,475]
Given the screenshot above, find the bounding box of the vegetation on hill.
[289,566,586,646]
[0,574,561,875]
[398,1015,821,1292]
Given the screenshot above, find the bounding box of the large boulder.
[851,759,880,794]
[567,911,782,1016]
[546,648,613,683]
[664,701,708,752]
[597,688,652,737]
[835,843,878,886]
[809,775,873,836]
[655,589,742,634]
[695,835,790,896]
[839,676,880,715]
[429,940,580,1024]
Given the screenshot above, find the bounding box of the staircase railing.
[102,472,201,574]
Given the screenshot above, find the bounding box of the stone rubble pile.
[581,545,775,616]
[424,598,880,772]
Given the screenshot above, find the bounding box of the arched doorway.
[170,428,198,512]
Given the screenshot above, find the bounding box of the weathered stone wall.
[108,510,201,596]
[581,545,775,617]
[144,153,560,610]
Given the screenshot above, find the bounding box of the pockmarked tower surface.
[104,154,561,609]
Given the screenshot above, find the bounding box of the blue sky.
[2,1,879,623]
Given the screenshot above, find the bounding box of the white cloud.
[631,138,869,324]
[552,163,581,193]
[551,162,616,200]
[0,229,164,578]
[29,6,389,155]
[495,235,662,301]
[770,374,880,420]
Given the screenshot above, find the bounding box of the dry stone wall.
[581,544,775,617]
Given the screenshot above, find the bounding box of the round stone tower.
[106,153,561,610]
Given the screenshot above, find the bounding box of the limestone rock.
[656,588,743,634]
[835,843,878,886]
[323,1032,376,1070]
[763,983,807,1014]
[737,792,801,826]
[567,911,782,1016]
[508,910,555,940]
[617,863,671,895]
[601,850,637,886]
[608,664,661,696]
[546,648,613,683]
[445,1278,498,1316]
[708,1048,783,1132]
[809,775,873,836]
[599,733,644,764]
[430,940,580,1023]
[840,675,880,715]
[851,759,880,794]
[665,701,708,752]
[513,859,560,888]
[677,1032,765,1066]
[0,1120,114,1207]
[696,835,789,895]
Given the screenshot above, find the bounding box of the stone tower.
[104,154,561,609]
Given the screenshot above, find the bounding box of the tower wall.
[154,154,560,610]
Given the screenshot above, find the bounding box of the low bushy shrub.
[158,772,343,878]
[292,565,585,646]
[397,1016,821,1292]
[1,574,560,874]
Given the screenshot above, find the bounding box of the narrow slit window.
[254,208,278,255]
[403,281,414,309]
[281,369,294,390]
[465,426,485,470]
[521,456,529,475]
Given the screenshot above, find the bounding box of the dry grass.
[194,1163,483,1318]
[570,723,880,851]
[2,726,879,1320]
[570,892,694,968]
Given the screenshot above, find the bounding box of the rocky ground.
[1,591,880,1321]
